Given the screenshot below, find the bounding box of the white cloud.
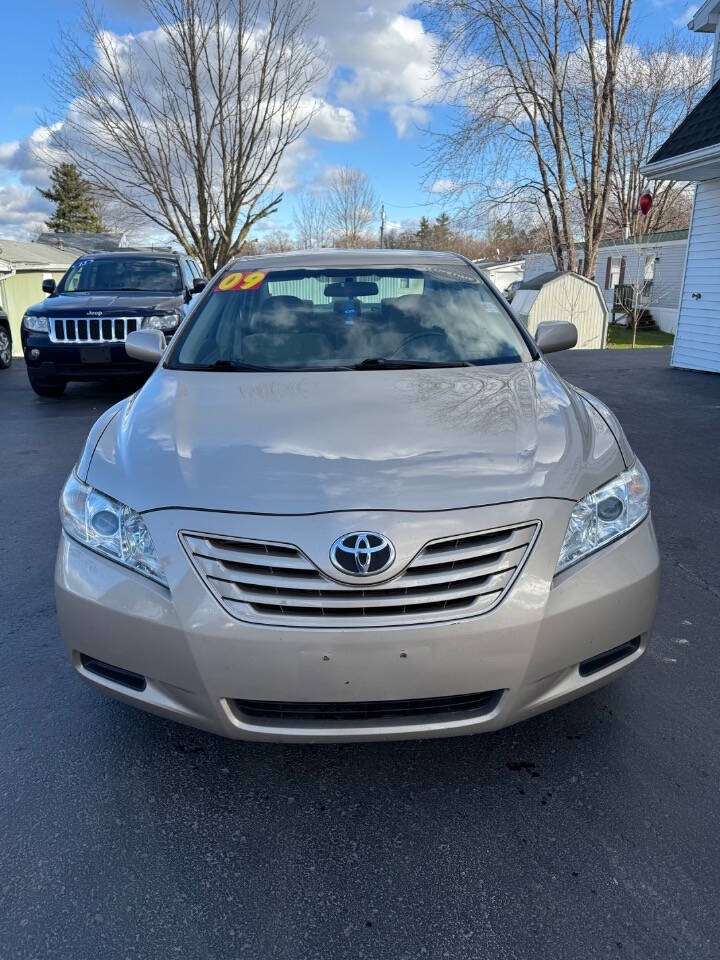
[429,178,458,194]
[0,182,51,239]
[331,12,438,137]
[389,104,429,138]
[306,100,359,142]
[0,123,62,189]
[0,1,443,238]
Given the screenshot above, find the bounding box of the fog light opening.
[578,637,641,677]
[80,655,147,692]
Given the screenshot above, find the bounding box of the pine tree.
[37,163,106,233]
[432,212,453,250]
[416,216,433,249]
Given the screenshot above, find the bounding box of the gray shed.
[512,271,608,349]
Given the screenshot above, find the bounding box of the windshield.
[60,257,182,293]
[169,264,533,371]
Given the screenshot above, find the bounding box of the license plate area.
[80,346,112,364]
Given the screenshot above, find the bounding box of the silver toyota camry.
[55,249,660,742]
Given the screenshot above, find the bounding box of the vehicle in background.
[504,279,522,303]
[55,248,659,743]
[0,308,11,370]
[20,251,206,396]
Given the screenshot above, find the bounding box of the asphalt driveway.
[1,348,719,960]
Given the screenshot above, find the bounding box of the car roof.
[71,250,183,261]
[226,248,469,272]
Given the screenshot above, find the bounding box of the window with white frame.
[643,254,656,283]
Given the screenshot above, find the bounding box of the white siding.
[483,262,524,290]
[523,240,687,333]
[673,179,720,373]
[594,240,687,333]
[711,23,720,85]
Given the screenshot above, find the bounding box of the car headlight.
[142,312,181,332]
[60,472,167,586]
[23,314,50,332]
[556,461,650,574]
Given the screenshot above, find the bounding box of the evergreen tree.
[432,212,453,250]
[37,163,106,233]
[416,216,433,249]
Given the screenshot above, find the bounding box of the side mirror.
[191,277,207,294]
[125,329,166,364]
[535,321,578,354]
[42,278,56,295]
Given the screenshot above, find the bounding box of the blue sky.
[0,0,706,241]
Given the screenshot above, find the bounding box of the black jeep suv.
[21,251,206,396]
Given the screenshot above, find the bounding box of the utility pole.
[379,203,386,248]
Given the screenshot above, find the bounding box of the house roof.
[688,0,720,31]
[647,79,720,166]
[518,271,565,290]
[0,239,83,272]
[36,231,127,253]
[527,230,688,262]
[472,258,525,268]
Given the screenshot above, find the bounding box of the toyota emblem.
[329,532,395,576]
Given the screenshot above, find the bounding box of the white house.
[523,231,687,334]
[473,259,525,293]
[641,0,720,373]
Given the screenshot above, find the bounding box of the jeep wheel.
[0,326,11,369]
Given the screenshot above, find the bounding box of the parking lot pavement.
[1,349,719,960]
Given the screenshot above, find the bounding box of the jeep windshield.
[59,257,183,294]
[169,265,533,371]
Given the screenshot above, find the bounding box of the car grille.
[181,522,539,627]
[48,316,142,343]
[231,690,503,725]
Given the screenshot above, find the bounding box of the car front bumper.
[22,331,151,381]
[55,499,660,742]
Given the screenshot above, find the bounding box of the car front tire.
[0,326,11,369]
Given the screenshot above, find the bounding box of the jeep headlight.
[60,472,167,586]
[142,312,181,332]
[23,314,50,332]
[556,461,650,574]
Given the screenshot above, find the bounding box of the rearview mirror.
[324,280,379,298]
[125,329,166,364]
[535,321,578,354]
[42,278,56,295]
[191,277,207,294]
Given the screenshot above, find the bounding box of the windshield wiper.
[203,359,281,372]
[353,357,473,370]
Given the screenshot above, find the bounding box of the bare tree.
[609,32,708,238]
[47,0,325,274]
[293,192,331,248]
[324,166,378,247]
[253,228,296,253]
[427,0,634,277]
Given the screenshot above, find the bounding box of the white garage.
[512,271,608,350]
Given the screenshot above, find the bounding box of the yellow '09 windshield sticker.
[215,271,266,292]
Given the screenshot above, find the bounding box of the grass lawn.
[607,325,675,349]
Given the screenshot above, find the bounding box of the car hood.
[85,361,627,514]
[28,292,183,316]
